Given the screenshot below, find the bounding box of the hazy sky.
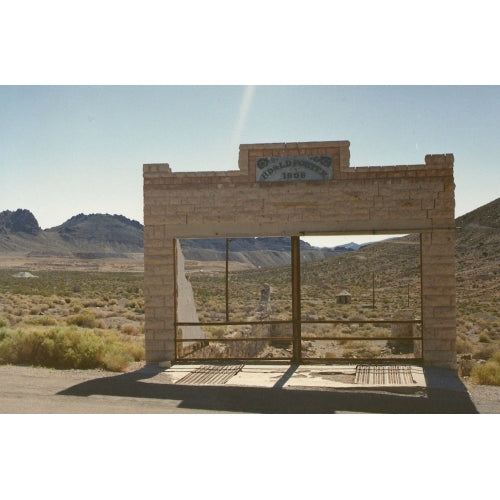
[1,85,498,246]
[1,2,498,247]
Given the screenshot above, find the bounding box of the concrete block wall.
[143,141,456,368]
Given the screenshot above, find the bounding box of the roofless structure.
[143,141,456,369]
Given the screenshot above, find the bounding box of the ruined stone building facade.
[143,141,456,369]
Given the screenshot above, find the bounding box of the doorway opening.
[174,234,423,363]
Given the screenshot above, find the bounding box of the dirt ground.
[0,363,498,414]
[463,380,500,413]
[0,253,145,272]
[1,254,498,413]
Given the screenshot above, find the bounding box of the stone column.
[420,230,457,369]
[143,232,176,363]
[143,163,176,364]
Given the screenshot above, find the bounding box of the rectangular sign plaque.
[256,155,333,183]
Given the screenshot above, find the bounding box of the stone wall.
[143,140,456,368]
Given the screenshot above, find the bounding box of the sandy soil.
[0,363,498,414]
[463,380,500,413]
[0,253,145,272]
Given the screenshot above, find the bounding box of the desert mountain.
[45,213,143,256]
[0,211,143,257]
[0,209,41,235]
[455,197,499,283]
[180,237,338,267]
[0,210,343,265]
[1,198,498,269]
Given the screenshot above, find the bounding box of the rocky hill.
[0,209,41,236]
[0,210,346,265]
[44,213,144,256]
[455,198,500,272]
[0,211,144,258]
[1,198,498,270]
[180,237,338,267]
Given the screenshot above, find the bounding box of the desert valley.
[0,197,498,384]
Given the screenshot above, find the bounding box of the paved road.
[1,364,496,413]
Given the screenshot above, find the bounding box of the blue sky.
[1,2,498,247]
[1,85,498,247]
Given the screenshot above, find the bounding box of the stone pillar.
[143,163,176,363]
[143,233,175,363]
[420,230,457,369]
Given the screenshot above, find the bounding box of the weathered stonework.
[143,140,456,369]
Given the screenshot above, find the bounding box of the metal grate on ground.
[176,363,244,385]
[354,365,416,385]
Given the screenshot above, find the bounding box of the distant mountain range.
[1,197,498,268]
[0,211,143,258]
[0,209,360,266]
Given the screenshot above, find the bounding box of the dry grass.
[0,325,144,372]
[1,223,498,378]
[185,240,423,360]
[184,233,499,368]
[0,269,145,371]
[470,351,500,386]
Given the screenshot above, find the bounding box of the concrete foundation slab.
[167,363,426,392]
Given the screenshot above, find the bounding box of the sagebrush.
[0,326,144,372]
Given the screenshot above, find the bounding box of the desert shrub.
[98,344,134,372]
[210,326,226,339]
[70,303,82,313]
[49,296,65,306]
[342,341,381,358]
[0,327,104,369]
[66,312,98,328]
[83,299,106,308]
[0,327,8,342]
[24,315,58,326]
[473,344,496,360]
[120,324,138,336]
[0,326,144,372]
[470,351,500,386]
[122,341,145,361]
[479,332,491,343]
[0,316,8,328]
[456,336,473,354]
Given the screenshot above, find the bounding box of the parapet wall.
[143,141,456,368]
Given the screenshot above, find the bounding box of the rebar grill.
[354,365,415,385]
[176,363,244,385]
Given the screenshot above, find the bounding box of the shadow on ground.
[56,365,479,414]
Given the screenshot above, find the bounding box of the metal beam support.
[291,235,302,363]
[225,238,230,323]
